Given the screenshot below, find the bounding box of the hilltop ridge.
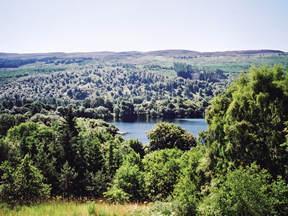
[0,49,285,60]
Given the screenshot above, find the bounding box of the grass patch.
[0,200,150,216]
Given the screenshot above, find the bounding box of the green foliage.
[198,164,288,216]
[0,61,288,214]
[0,55,228,120]
[5,121,64,192]
[143,149,183,201]
[0,114,16,136]
[269,176,288,215]
[87,203,97,216]
[206,65,288,178]
[0,138,9,162]
[105,153,144,202]
[148,201,179,216]
[148,122,196,151]
[87,202,97,216]
[0,155,50,205]
[172,146,209,215]
[104,186,130,204]
[115,101,137,121]
[174,62,194,79]
[125,139,145,158]
[58,162,78,197]
[0,115,131,202]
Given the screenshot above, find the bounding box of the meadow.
[0,201,149,216]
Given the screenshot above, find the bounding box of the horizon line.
[0,48,286,55]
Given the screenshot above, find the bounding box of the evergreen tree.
[0,155,50,204]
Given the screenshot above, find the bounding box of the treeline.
[0,57,91,68]
[174,62,227,81]
[0,65,287,215]
[0,107,131,203]
[0,64,227,120]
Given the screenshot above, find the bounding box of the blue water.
[111,118,208,144]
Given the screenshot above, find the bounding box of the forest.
[1,50,287,122]
[0,60,230,121]
[0,64,287,215]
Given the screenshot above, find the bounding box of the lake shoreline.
[109,118,208,143]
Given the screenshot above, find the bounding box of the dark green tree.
[58,161,78,197]
[118,101,137,121]
[57,106,79,166]
[0,114,15,137]
[125,139,145,158]
[174,62,194,79]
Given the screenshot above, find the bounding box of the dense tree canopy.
[0,62,227,121]
[0,111,141,203]
[0,64,287,216]
[206,65,288,179]
[0,155,50,204]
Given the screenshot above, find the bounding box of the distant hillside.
[0,48,287,120]
[0,49,285,60]
[0,49,287,80]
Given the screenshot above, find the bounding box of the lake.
[111,118,208,144]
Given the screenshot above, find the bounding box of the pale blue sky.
[0,0,287,53]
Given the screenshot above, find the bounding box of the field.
[0,201,149,216]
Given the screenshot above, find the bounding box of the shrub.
[143,149,183,201]
[149,201,179,216]
[104,153,144,202]
[198,164,288,216]
[104,185,130,203]
[148,122,196,151]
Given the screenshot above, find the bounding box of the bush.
[149,201,179,216]
[104,153,144,202]
[198,164,288,216]
[148,122,196,151]
[143,149,183,201]
[104,186,130,203]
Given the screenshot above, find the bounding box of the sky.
[0,0,287,53]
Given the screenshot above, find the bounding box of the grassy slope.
[0,201,149,216]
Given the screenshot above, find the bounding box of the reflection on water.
[110,118,208,144]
